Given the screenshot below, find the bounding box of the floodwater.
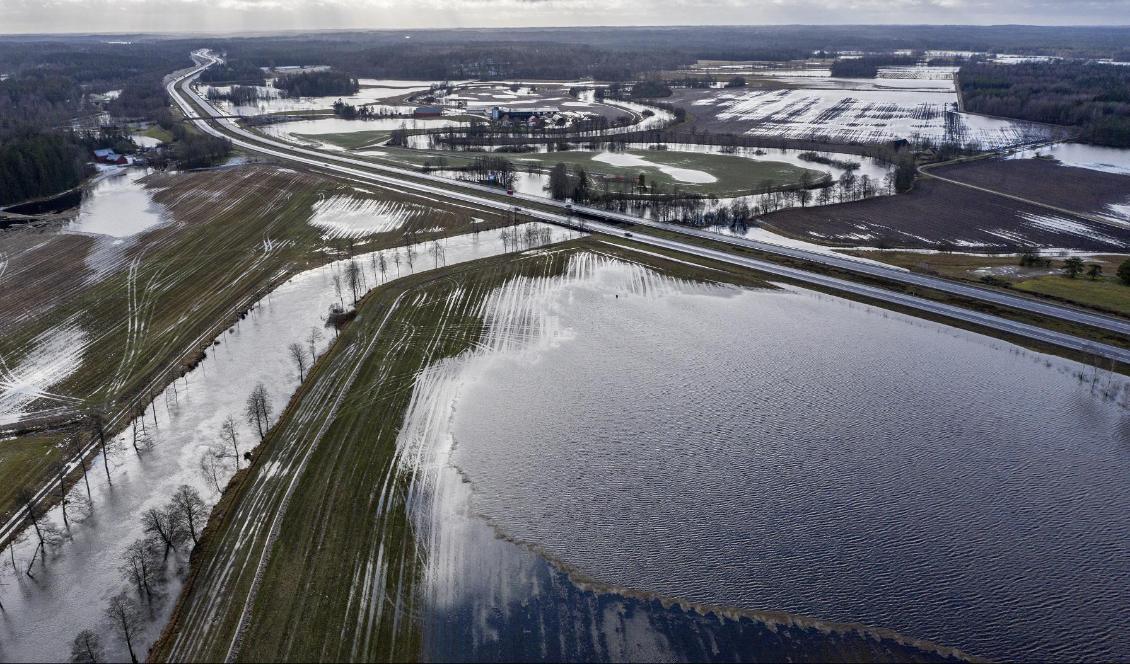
[65,169,166,239]
[395,252,1130,662]
[1011,142,1130,176]
[0,223,575,663]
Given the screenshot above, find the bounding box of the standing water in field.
[393,252,1129,662]
[0,223,573,663]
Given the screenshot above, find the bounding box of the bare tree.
[221,414,241,469]
[16,486,46,567]
[392,251,401,277]
[54,460,70,529]
[105,592,141,664]
[431,240,444,268]
[332,274,345,309]
[244,383,273,442]
[170,485,207,548]
[346,259,363,304]
[377,252,388,283]
[119,538,157,599]
[69,628,105,663]
[199,445,227,494]
[288,342,307,381]
[129,419,153,455]
[88,411,112,486]
[141,507,183,559]
[305,327,323,363]
[368,250,380,285]
[65,435,93,500]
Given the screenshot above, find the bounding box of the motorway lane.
[169,54,1130,363]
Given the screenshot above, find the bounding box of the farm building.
[413,105,444,118]
[490,106,559,122]
[93,148,129,165]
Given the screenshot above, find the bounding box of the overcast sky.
[2,0,1128,34]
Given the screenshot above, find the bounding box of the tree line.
[829,54,919,78]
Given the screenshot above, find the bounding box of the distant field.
[765,176,1130,252]
[344,145,826,197]
[509,149,827,195]
[932,156,1130,222]
[667,83,1061,148]
[294,129,390,150]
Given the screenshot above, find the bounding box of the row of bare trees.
[66,484,207,663]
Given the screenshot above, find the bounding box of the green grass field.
[846,251,1130,317]
[1016,275,1130,316]
[294,130,391,150]
[509,149,826,196]
[0,437,61,522]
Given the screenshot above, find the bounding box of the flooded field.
[689,86,1049,146]
[0,223,573,663]
[1011,142,1130,176]
[395,252,1129,662]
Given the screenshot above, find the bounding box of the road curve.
[168,52,1130,364]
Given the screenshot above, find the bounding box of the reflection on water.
[1010,142,1130,176]
[66,168,166,239]
[397,253,1129,662]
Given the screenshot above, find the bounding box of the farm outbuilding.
[413,105,443,118]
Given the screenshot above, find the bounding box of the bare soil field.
[932,157,1130,218]
[0,231,97,336]
[763,177,1130,251]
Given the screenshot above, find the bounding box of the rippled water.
[402,253,1129,662]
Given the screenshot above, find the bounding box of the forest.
[196,60,266,85]
[0,131,88,206]
[829,55,919,78]
[0,40,193,205]
[273,70,359,97]
[959,62,1130,146]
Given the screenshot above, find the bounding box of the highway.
[168,52,1130,364]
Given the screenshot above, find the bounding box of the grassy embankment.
[847,251,1130,317]
[152,237,772,662]
[137,124,175,143]
[0,165,510,528]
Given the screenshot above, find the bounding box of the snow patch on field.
[706,87,1049,147]
[0,317,86,425]
[308,195,423,238]
[1022,213,1128,249]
